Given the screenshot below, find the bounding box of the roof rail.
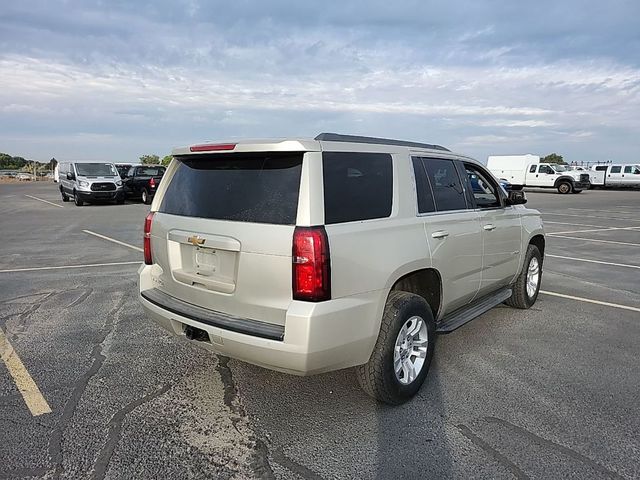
[314,133,450,152]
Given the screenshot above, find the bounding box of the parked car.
[17,173,34,181]
[58,162,124,206]
[139,133,545,404]
[487,154,590,194]
[122,165,166,204]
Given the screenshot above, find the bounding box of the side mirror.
[66,172,75,180]
[506,190,527,206]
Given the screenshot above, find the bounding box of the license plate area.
[166,230,240,294]
[194,247,218,276]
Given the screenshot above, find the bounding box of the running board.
[436,288,512,334]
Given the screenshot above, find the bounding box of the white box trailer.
[487,155,591,194]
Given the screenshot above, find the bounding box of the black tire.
[356,291,436,405]
[61,189,69,202]
[572,189,583,194]
[557,181,572,194]
[74,192,84,206]
[505,244,542,309]
[142,188,152,205]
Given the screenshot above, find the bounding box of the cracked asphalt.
[0,182,639,479]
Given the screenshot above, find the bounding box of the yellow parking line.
[0,329,52,416]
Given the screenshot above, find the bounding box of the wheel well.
[554,176,574,188]
[529,235,545,261]
[391,269,441,319]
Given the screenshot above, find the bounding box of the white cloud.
[1,1,639,162]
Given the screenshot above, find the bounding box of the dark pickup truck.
[122,165,166,204]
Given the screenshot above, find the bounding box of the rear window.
[323,152,392,224]
[159,153,303,225]
[137,166,165,176]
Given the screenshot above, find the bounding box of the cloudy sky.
[1,1,639,163]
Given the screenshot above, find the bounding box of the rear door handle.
[483,224,497,231]
[431,230,449,239]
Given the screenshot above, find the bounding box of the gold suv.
[139,133,544,404]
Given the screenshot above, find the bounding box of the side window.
[529,165,537,173]
[127,167,136,177]
[634,166,640,175]
[610,166,622,174]
[422,158,467,212]
[464,164,502,209]
[323,152,393,224]
[624,166,634,174]
[411,157,436,213]
[595,166,607,171]
[539,165,553,174]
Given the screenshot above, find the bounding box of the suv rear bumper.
[139,268,382,375]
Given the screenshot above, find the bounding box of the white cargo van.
[487,155,590,194]
[590,164,640,188]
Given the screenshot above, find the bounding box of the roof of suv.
[172,133,452,156]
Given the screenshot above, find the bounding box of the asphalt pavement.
[0,182,638,479]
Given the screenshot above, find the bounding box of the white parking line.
[549,235,640,247]
[24,194,64,208]
[0,329,52,416]
[83,230,143,252]
[540,291,640,313]
[568,208,639,215]
[0,261,141,274]
[546,254,640,270]
[548,226,640,235]
[542,212,640,222]
[544,221,628,229]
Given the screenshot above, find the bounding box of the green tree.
[0,153,28,169]
[139,154,160,165]
[161,155,173,166]
[542,153,565,165]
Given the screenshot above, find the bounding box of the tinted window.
[411,157,435,213]
[623,166,639,174]
[159,153,303,225]
[529,165,537,173]
[595,166,608,171]
[611,166,622,173]
[422,159,467,211]
[464,164,501,208]
[136,166,165,176]
[323,152,392,224]
[539,165,554,174]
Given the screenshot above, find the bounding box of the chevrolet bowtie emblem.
[187,235,206,246]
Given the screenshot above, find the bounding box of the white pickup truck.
[589,164,640,188]
[487,154,591,194]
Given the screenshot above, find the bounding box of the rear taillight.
[149,177,156,188]
[292,226,331,302]
[144,212,154,265]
